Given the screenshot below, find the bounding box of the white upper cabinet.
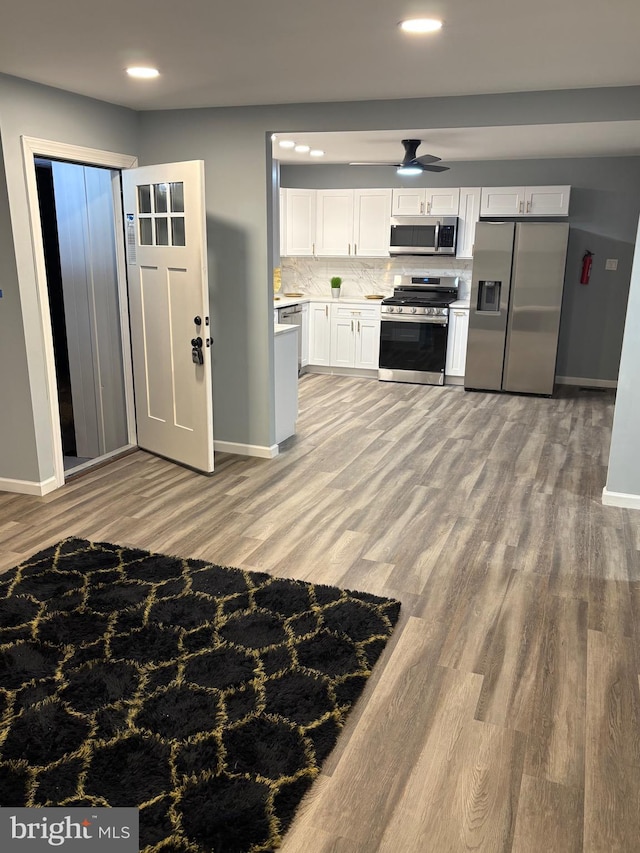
[283,188,392,257]
[456,187,482,259]
[526,185,571,216]
[392,187,460,217]
[352,189,392,257]
[315,190,354,256]
[284,188,316,255]
[480,185,571,217]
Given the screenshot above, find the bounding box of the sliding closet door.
[51,161,128,458]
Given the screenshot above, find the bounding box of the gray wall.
[0,73,138,485]
[0,135,39,481]
[606,216,640,498]
[282,157,640,382]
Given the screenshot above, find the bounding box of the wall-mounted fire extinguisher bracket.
[581,250,594,285]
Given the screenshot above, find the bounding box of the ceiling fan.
[350,139,450,174]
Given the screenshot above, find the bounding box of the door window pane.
[155,217,169,246]
[171,217,186,246]
[137,185,152,214]
[154,183,168,213]
[139,218,153,246]
[169,182,184,212]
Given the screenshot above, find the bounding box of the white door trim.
[21,136,139,490]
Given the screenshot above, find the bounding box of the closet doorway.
[34,158,134,477]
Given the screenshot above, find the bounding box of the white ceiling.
[3,0,640,162]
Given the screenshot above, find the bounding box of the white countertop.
[450,300,470,309]
[275,294,387,308]
[274,323,299,337]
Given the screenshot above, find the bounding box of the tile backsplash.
[281,256,472,301]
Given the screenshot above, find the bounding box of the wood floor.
[2,374,640,852]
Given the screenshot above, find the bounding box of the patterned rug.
[0,538,400,852]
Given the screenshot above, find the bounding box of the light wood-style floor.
[2,374,640,852]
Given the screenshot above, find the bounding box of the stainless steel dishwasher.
[277,304,303,375]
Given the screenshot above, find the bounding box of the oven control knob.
[410,307,417,314]
[386,306,393,313]
[397,307,403,313]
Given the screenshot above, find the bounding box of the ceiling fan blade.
[348,161,402,166]
[416,154,441,165]
[421,164,450,172]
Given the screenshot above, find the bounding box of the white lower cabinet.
[300,302,309,367]
[446,308,470,379]
[308,302,331,366]
[307,301,381,370]
[330,304,380,369]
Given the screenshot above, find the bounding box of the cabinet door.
[308,303,331,365]
[391,188,425,216]
[355,318,381,369]
[300,303,309,367]
[315,190,353,256]
[445,309,470,377]
[285,189,316,255]
[456,187,481,259]
[279,188,286,259]
[353,189,392,257]
[525,185,571,216]
[480,187,525,217]
[331,316,356,367]
[425,187,460,216]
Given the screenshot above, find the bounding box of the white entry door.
[122,161,214,473]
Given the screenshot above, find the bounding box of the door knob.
[194,316,202,326]
[191,337,203,348]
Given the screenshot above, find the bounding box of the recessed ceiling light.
[294,145,310,153]
[399,18,443,33]
[278,140,296,149]
[126,66,160,79]
[310,149,325,157]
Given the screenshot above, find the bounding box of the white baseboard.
[602,487,640,510]
[0,475,58,496]
[556,376,617,389]
[214,441,279,459]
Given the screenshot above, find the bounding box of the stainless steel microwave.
[389,215,458,256]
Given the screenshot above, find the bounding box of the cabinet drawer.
[332,304,380,320]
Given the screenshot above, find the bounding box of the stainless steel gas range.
[378,276,459,385]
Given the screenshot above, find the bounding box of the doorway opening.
[34,158,132,477]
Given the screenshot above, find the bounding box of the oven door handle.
[381,315,448,325]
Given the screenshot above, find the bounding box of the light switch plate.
[605,258,618,271]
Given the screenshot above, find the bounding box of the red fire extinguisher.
[580,251,593,285]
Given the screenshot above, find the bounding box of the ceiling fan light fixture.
[397,164,423,176]
[399,18,443,34]
[310,149,325,157]
[278,139,296,149]
[126,66,160,79]
[294,144,310,153]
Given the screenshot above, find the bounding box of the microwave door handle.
[434,221,440,250]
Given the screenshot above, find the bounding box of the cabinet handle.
[358,321,360,333]
[325,305,328,318]
[427,201,431,214]
[519,201,524,214]
[348,243,351,255]
[526,200,531,213]
[354,243,357,255]
[351,320,354,332]
[454,311,466,316]
[312,242,315,255]
[420,201,424,214]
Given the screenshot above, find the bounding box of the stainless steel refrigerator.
[465,221,569,396]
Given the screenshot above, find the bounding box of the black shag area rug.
[0,538,400,852]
